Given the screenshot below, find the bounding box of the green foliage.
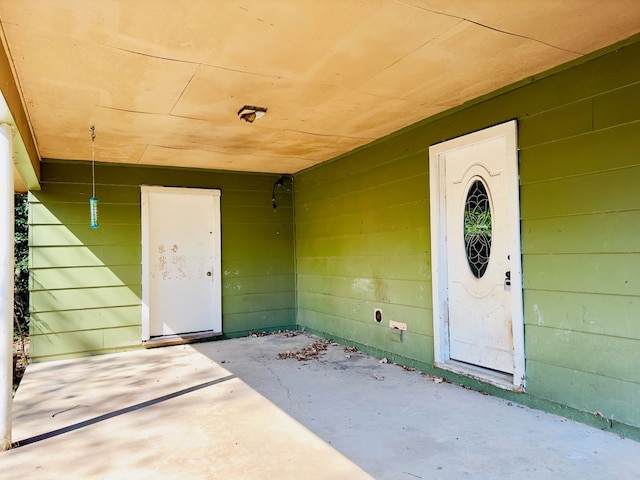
[464,208,492,241]
[14,193,29,337]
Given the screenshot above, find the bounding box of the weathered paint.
[295,39,640,429]
[29,162,295,361]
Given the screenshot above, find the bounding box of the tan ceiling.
[1,1,639,175]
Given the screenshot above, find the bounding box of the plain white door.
[444,136,513,372]
[141,186,222,338]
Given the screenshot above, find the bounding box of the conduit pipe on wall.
[0,123,14,451]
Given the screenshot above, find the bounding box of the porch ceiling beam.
[0,29,40,192]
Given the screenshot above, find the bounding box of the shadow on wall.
[27,163,297,360]
[29,188,142,357]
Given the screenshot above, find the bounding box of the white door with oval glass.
[429,121,525,389]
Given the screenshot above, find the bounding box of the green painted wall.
[295,38,640,429]
[29,162,295,361]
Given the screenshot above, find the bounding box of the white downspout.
[0,123,14,451]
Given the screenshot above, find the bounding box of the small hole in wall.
[374,309,383,323]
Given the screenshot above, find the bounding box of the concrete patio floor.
[3,332,640,479]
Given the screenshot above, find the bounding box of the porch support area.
[0,123,14,451]
[0,55,41,449]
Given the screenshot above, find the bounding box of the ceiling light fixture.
[238,105,267,123]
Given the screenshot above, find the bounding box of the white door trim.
[429,120,525,390]
[141,185,222,341]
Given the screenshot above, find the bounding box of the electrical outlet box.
[389,320,407,331]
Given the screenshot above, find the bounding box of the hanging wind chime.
[89,125,99,229]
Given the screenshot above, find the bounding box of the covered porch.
[1,0,640,453]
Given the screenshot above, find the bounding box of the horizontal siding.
[30,202,141,225]
[295,152,427,204]
[31,266,141,290]
[298,274,431,310]
[295,38,640,430]
[33,183,141,204]
[297,200,428,239]
[522,210,640,254]
[221,256,294,277]
[514,46,640,429]
[30,224,141,247]
[593,81,640,129]
[526,325,640,384]
[297,255,430,281]
[222,309,295,334]
[31,286,141,312]
[31,306,141,334]
[31,246,142,268]
[518,98,593,148]
[295,109,432,364]
[222,291,295,314]
[524,291,640,340]
[31,326,142,361]
[526,360,640,428]
[297,228,429,258]
[520,165,640,219]
[30,162,295,361]
[523,253,640,295]
[298,308,433,365]
[222,274,293,296]
[297,173,428,219]
[298,291,431,335]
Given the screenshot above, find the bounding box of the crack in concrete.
[266,365,306,416]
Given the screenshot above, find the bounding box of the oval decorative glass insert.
[464,179,492,278]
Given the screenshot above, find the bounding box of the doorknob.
[206,271,212,277]
[504,271,511,291]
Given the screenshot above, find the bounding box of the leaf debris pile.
[250,329,300,338]
[278,339,331,361]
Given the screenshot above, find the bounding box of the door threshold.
[143,331,222,349]
[436,360,522,392]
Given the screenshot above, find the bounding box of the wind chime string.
[89,125,99,229]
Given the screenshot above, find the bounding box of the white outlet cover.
[389,320,407,331]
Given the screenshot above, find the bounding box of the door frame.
[428,120,525,390]
[140,185,222,341]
